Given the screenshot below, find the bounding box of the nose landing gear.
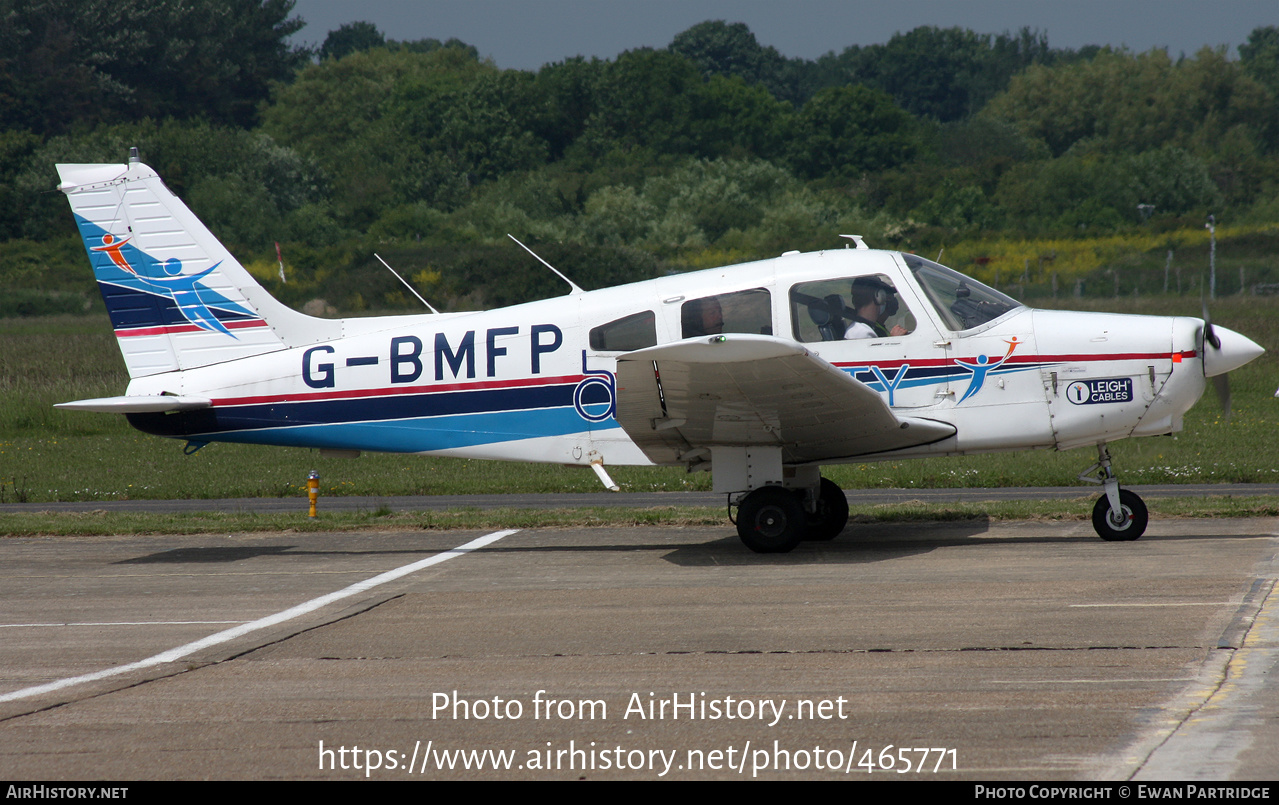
[1081,443,1148,541]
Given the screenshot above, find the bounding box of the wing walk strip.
[0,530,518,704]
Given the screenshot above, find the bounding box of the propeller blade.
[1213,374,1231,422]
[1199,291,1261,423]
[1201,297,1220,349]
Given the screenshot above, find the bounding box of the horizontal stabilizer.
[55,395,212,413]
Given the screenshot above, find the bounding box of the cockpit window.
[789,273,915,343]
[902,254,1022,332]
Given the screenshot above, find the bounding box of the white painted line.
[0,530,517,703]
[989,678,1193,684]
[0,622,243,629]
[1069,603,1226,608]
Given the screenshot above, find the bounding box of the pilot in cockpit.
[844,277,909,339]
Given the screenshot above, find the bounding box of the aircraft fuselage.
[121,249,1208,467]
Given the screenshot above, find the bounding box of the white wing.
[614,334,955,466]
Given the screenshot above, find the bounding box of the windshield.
[901,254,1023,331]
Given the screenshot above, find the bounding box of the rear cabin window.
[680,289,772,338]
[589,311,657,352]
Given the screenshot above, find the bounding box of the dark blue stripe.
[189,408,615,453]
[128,382,581,438]
[100,281,258,331]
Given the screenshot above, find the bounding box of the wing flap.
[615,334,954,465]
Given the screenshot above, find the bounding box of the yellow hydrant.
[307,470,319,518]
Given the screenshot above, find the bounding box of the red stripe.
[115,319,268,338]
[213,373,586,407]
[1005,350,1197,364]
[832,350,1197,370]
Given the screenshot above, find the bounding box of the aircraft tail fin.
[57,156,340,378]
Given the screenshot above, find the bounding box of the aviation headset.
[851,277,897,314]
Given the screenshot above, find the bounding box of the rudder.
[57,153,339,378]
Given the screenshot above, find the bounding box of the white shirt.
[844,321,877,339]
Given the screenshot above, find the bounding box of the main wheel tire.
[1091,489,1148,541]
[737,486,807,553]
[805,478,850,541]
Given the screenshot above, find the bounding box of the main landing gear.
[1081,443,1148,541]
[734,477,850,553]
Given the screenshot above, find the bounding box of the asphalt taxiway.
[1,516,1276,780]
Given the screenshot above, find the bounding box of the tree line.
[1,1,1277,314]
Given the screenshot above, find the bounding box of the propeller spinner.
[1199,307,1264,421]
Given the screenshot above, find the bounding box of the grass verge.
[4,496,1278,537]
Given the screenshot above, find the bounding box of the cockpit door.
[787,271,949,410]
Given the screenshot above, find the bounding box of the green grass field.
[1,295,1277,508]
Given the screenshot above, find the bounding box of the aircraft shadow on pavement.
[110,514,1202,568]
[663,517,994,566]
[116,545,297,564]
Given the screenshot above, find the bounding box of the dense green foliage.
[1,5,1277,315]
[0,0,307,132]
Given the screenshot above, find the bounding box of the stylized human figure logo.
[90,233,136,275]
[142,257,233,337]
[93,234,235,338]
[954,336,1020,404]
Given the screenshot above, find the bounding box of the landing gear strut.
[734,476,849,553]
[1081,443,1148,541]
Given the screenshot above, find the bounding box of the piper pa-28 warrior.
[55,153,1265,553]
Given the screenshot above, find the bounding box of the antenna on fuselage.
[839,234,869,250]
[508,234,583,295]
[374,253,439,314]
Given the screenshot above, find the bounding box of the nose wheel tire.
[805,478,849,541]
[1091,489,1148,541]
[737,486,807,553]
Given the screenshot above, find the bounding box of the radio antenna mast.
[508,234,583,294]
[374,253,439,314]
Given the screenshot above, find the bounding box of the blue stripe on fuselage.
[193,406,616,452]
[125,380,618,452]
[216,382,578,430]
[843,362,1043,395]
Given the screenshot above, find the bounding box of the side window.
[681,289,772,338]
[589,311,657,352]
[789,274,916,343]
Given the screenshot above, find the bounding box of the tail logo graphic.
[139,256,234,338]
[91,234,136,275]
[87,227,254,339]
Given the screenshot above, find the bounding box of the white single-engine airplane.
[55,154,1265,552]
